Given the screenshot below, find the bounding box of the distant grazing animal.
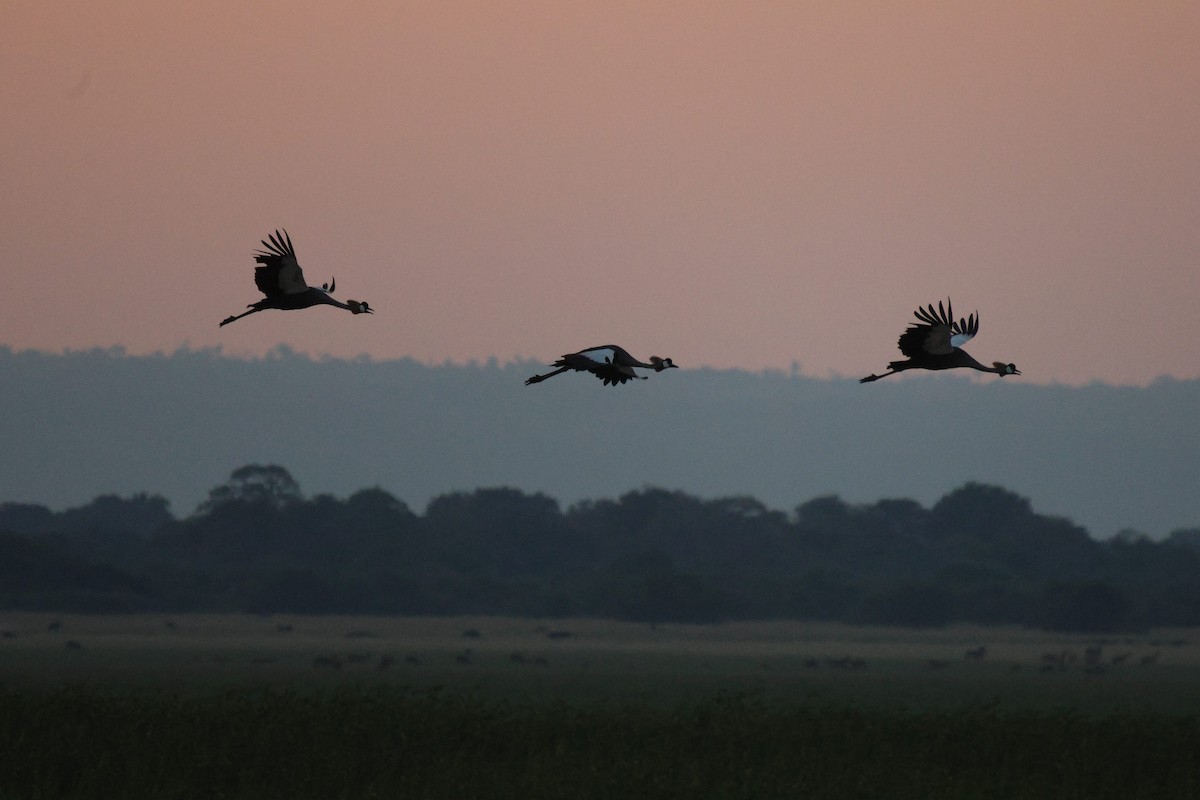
[219,230,373,326]
[860,299,1019,383]
[525,346,677,387]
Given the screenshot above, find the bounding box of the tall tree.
[198,465,302,514]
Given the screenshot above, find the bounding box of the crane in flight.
[525,345,678,386]
[860,299,1019,382]
[219,230,373,327]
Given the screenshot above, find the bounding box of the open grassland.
[1,615,1199,798]
[2,685,1199,800]
[1,613,1197,710]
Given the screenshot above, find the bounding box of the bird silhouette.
[219,230,373,327]
[525,345,678,386]
[860,298,1019,382]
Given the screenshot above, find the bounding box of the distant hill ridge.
[1,345,1198,539]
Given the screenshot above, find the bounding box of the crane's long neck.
[964,355,1018,377]
[318,293,369,314]
[326,296,355,311]
[962,352,993,373]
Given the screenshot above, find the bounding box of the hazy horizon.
[3,346,1198,541]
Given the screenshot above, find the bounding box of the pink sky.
[3,2,1198,385]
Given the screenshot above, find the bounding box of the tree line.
[2,464,1199,632]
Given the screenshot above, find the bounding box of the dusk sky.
[4,2,1198,385]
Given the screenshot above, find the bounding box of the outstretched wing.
[949,309,979,349]
[898,299,959,357]
[252,229,308,298]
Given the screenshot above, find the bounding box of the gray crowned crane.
[525,345,678,387]
[860,298,1020,383]
[219,230,373,327]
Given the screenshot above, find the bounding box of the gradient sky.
[4,2,1198,385]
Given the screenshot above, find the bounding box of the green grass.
[1,614,1199,797]
[2,613,1197,711]
[0,686,1198,799]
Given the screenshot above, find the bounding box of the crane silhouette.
[525,345,678,386]
[860,299,1019,382]
[219,230,373,327]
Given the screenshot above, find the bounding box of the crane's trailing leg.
[219,307,264,327]
[861,361,909,382]
[525,366,570,385]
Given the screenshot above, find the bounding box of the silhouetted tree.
[346,487,414,520]
[932,562,1027,625]
[1036,581,1132,633]
[0,532,154,611]
[786,569,864,620]
[425,488,566,576]
[242,568,373,614]
[197,464,301,514]
[0,502,54,535]
[1166,528,1200,553]
[1,468,1198,627]
[932,482,1032,527]
[794,495,854,531]
[858,583,958,627]
[931,483,1099,578]
[590,552,734,623]
[59,493,174,538]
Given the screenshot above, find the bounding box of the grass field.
[1,613,1196,709]
[1,614,1198,798]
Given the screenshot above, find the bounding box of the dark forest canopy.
[3,465,1200,632]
